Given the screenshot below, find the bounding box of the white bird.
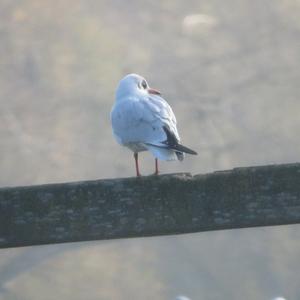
[111,73,197,176]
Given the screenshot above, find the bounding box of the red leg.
[134,152,141,177]
[154,158,159,175]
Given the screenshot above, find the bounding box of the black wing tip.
[176,144,198,155]
[162,125,197,155]
[188,149,198,155]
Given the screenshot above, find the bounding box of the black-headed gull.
[111,74,197,176]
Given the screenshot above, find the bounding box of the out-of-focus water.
[0,1,299,299]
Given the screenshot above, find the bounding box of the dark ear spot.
[141,80,147,89]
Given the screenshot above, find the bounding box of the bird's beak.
[148,88,161,95]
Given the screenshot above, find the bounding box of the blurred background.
[0,0,300,299]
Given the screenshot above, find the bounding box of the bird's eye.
[141,80,147,89]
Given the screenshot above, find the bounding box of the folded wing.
[111,94,197,160]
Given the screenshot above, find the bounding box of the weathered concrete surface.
[0,163,300,248]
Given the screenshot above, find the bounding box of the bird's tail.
[145,144,178,161]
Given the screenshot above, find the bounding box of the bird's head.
[116,73,161,101]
